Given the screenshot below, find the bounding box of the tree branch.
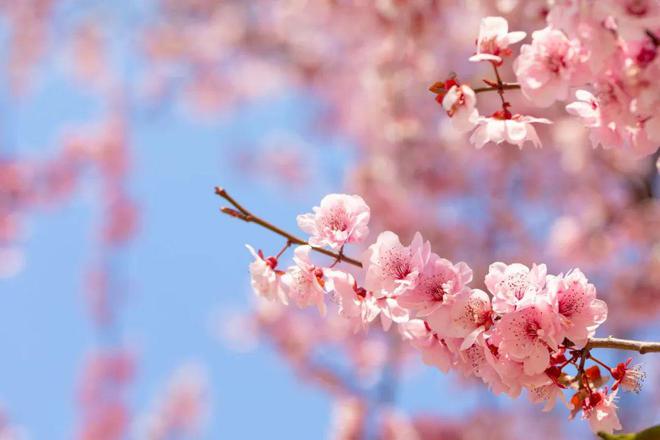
[586,337,660,354]
[473,82,520,94]
[216,187,660,356]
[215,187,363,267]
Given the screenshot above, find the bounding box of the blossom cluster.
[433,10,660,157]
[245,194,647,434]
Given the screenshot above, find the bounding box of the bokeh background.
[0,1,658,439]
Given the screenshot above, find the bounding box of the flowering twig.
[473,82,520,93]
[217,187,660,355]
[215,187,363,267]
[586,337,660,354]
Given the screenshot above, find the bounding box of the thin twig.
[586,337,660,354]
[215,187,363,267]
[473,83,520,93]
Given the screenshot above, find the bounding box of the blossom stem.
[215,187,363,268]
[473,83,520,94]
[586,337,660,354]
[588,354,612,371]
[576,348,591,392]
[275,240,292,259]
[490,63,508,109]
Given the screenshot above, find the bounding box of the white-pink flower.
[491,299,559,375]
[582,390,622,434]
[400,319,456,372]
[546,269,607,348]
[296,193,370,249]
[566,88,659,157]
[469,16,526,64]
[566,89,601,127]
[485,262,547,314]
[427,289,493,351]
[397,253,472,316]
[469,115,552,149]
[454,339,510,395]
[280,246,327,316]
[528,383,566,412]
[363,231,431,298]
[514,26,590,107]
[373,296,410,331]
[325,269,379,329]
[246,244,287,305]
[441,85,479,132]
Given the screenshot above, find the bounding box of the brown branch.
[215,187,363,268]
[473,83,520,93]
[586,337,660,354]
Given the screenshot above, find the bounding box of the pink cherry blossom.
[325,269,379,329]
[566,85,659,157]
[280,246,327,316]
[528,383,566,412]
[491,299,559,375]
[469,16,526,64]
[546,269,608,348]
[611,359,646,393]
[400,320,456,373]
[469,115,552,149]
[454,340,510,395]
[441,85,479,132]
[373,296,410,331]
[363,231,430,298]
[296,193,370,249]
[427,289,493,350]
[582,390,622,434]
[565,89,601,126]
[397,253,472,316]
[514,26,590,107]
[246,245,287,305]
[485,262,547,314]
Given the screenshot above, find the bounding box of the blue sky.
[0,52,511,437]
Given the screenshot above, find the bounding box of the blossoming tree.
[214,4,660,437]
[2,0,659,438]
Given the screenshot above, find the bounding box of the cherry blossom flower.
[528,383,566,412]
[427,289,493,350]
[485,262,547,314]
[514,26,590,107]
[296,193,370,249]
[491,299,559,375]
[566,87,659,157]
[363,231,431,298]
[246,245,287,305]
[325,269,379,329]
[469,16,526,64]
[281,246,327,316]
[441,85,479,132]
[565,89,601,127]
[611,359,646,393]
[582,390,622,434]
[373,296,410,331]
[455,340,510,395]
[400,320,456,372]
[469,115,552,149]
[397,254,472,316]
[546,269,608,348]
